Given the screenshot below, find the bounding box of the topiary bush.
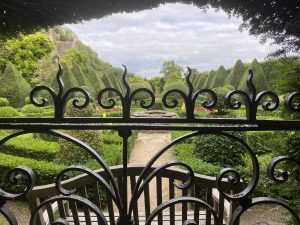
[0,106,19,117]
[0,62,31,108]
[56,98,103,165]
[0,97,9,106]
[22,104,44,114]
[193,132,246,167]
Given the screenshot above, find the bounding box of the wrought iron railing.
[0,64,299,225]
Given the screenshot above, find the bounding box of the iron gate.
[0,64,299,225]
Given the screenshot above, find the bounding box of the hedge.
[0,133,59,161]
[0,153,63,191]
[0,97,9,106]
[0,106,19,117]
[173,143,220,176]
[193,132,246,167]
[22,104,44,114]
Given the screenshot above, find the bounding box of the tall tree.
[160,60,183,81]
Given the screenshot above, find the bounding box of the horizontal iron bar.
[0,117,300,125]
[0,123,299,131]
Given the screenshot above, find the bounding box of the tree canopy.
[1,1,299,56]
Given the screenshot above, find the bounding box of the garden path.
[128,131,182,212]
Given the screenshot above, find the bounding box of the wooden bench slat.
[69,200,80,225]
[156,176,163,225]
[194,185,200,225]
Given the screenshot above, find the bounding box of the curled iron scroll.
[267,156,300,183]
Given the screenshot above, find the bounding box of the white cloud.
[66,3,278,78]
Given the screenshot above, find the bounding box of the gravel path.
[129,131,182,212]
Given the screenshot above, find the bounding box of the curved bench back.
[26,165,242,225]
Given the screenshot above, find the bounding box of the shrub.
[0,106,19,117]
[0,62,31,108]
[0,132,59,161]
[212,86,233,114]
[246,131,288,155]
[56,98,103,165]
[0,153,63,191]
[193,132,246,167]
[173,143,220,176]
[130,82,153,105]
[33,133,59,142]
[163,81,188,105]
[22,104,44,114]
[0,97,9,106]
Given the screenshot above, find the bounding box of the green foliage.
[1,32,54,83]
[175,143,221,175]
[195,73,208,89]
[0,62,31,108]
[60,62,79,90]
[211,66,227,88]
[0,97,9,106]
[163,81,188,103]
[0,106,19,117]
[54,26,76,41]
[150,98,164,110]
[160,60,183,81]
[22,104,44,114]
[56,98,103,165]
[246,131,288,155]
[193,132,246,167]
[238,59,269,92]
[149,76,164,93]
[0,153,63,190]
[224,59,246,88]
[212,86,232,114]
[203,70,216,88]
[0,132,59,161]
[130,82,152,104]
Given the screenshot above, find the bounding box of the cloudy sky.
[66,3,277,78]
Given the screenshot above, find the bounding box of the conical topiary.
[238,59,269,93]
[203,70,216,89]
[224,59,246,88]
[211,66,228,88]
[0,62,31,108]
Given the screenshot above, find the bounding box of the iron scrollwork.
[0,63,299,224]
[162,67,217,119]
[30,64,91,119]
[98,65,155,119]
[225,69,280,121]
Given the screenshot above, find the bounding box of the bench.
[26,165,241,225]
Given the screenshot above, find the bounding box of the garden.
[0,25,299,224]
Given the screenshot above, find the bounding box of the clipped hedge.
[0,97,9,106]
[22,104,44,114]
[0,153,64,191]
[173,143,220,176]
[193,132,246,167]
[0,106,19,117]
[0,133,59,161]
